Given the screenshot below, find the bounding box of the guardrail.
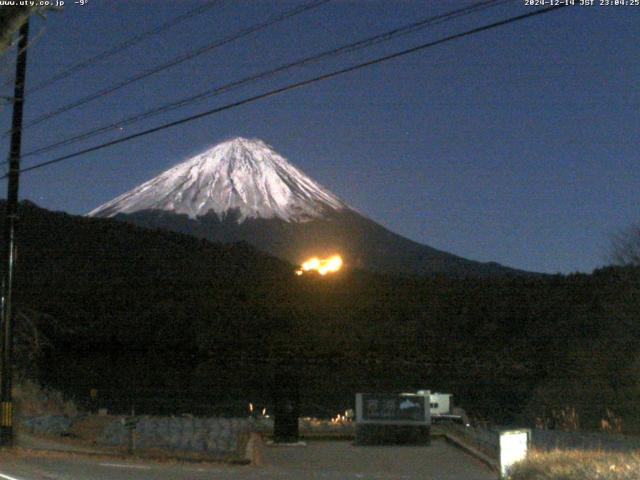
[444,423,640,456]
[531,428,640,452]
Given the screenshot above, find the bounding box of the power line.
[12,0,331,134]
[26,0,224,95]
[6,5,567,179]
[21,0,511,160]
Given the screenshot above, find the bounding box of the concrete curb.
[15,433,252,465]
[13,444,253,466]
[435,432,499,472]
[16,433,111,456]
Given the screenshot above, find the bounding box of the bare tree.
[0,6,33,53]
[610,224,640,266]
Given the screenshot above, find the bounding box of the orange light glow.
[296,255,343,276]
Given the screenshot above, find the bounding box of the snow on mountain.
[88,137,348,222]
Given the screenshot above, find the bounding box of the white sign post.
[499,429,530,479]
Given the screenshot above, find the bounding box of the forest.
[7,201,640,431]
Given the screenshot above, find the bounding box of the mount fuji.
[89,137,523,276]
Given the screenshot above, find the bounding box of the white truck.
[417,390,468,424]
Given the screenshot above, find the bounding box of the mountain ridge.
[90,137,530,277]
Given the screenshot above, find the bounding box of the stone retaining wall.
[21,414,73,435]
[98,416,253,455]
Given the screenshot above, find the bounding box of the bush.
[508,450,640,480]
[13,379,78,419]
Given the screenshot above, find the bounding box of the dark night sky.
[0,0,637,274]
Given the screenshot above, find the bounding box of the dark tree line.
[6,201,640,430]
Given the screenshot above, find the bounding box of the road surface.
[0,439,494,480]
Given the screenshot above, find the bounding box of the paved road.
[0,439,494,480]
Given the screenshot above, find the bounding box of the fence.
[531,429,640,452]
[445,423,640,458]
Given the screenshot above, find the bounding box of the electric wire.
[11,0,331,134]
[26,0,223,95]
[5,5,567,179]
[20,0,511,160]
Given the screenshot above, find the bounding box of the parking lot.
[1,435,495,480]
[260,438,495,479]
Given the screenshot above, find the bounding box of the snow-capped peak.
[88,137,348,222]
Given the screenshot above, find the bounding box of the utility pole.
[0,18,29,446]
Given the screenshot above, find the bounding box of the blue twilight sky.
[0,0,637,274]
